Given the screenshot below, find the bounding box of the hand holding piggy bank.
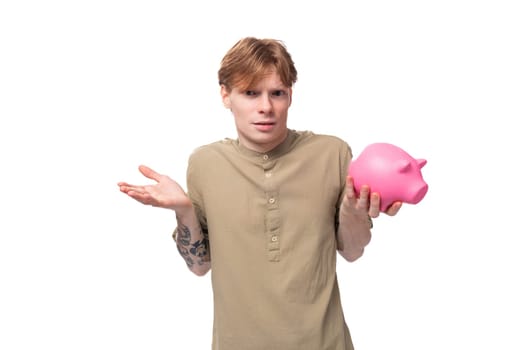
[348,143,428,212]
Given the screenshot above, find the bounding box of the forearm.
[336,212,372,262]
[172,206,211,276]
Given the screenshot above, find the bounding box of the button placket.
[262,155,280,261]
[265,190,280,261]
[266,191,278,208]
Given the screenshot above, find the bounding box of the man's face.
[221,70,292,153]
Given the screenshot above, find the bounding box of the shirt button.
[271,236,278,242]
[268,198,275,204]
[262,154,269,160]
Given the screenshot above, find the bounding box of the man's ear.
[289,88,293,107]
[220,85,231,109]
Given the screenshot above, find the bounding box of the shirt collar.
[234,129,299,160]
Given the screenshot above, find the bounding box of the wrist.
[173,201,194,217]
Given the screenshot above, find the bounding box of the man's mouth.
[254,122,275,125]
[253,122,276,131]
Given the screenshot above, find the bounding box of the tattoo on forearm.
[176,244,194,268]
[190,238,210,265]
[176,224,210,268]
[176,225,191,246]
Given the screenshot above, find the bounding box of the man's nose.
[258,94,273,113]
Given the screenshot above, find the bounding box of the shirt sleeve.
[186,150,208,233]
[334,140,352,232]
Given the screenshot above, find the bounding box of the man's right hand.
[118,165,192,211]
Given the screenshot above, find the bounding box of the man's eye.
[245,91,258,96]
[273,90,286,97]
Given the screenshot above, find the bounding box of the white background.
[1,0,524,349]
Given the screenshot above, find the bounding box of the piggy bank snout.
[409,181,428,204]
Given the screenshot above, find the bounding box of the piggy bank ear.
[397,159,412,173]
[417,159,427,169]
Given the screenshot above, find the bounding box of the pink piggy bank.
[348,143,428,212]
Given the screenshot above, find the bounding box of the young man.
[118,37,401,350]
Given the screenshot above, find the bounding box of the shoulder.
[186,139,237,186]
[189,138,236,163]
[292,130,352,155]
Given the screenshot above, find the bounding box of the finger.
[119,184,143,194]
[385,201,402,216]
[346,176,357,199]
[357,185,370,210]
[138,165,162,182]
[368,192,381,218]
[118,183,131,193]
[127,190,155,205]
[118,181,140,189]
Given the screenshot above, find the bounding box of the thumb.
[138,165,162,182]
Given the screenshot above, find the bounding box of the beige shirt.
[187,129,354,350]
